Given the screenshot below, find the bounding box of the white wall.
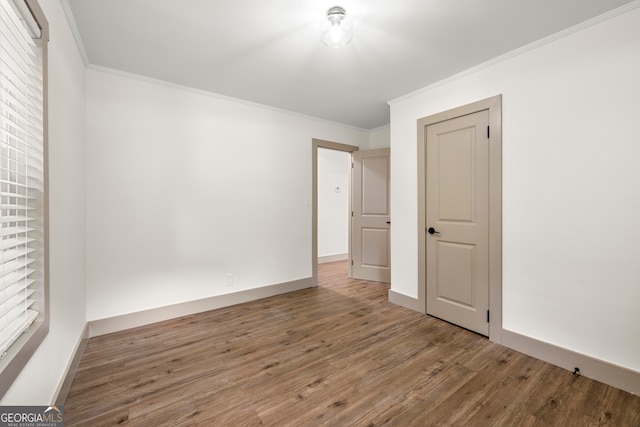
[1,0,87,404]
[85,70,370,321]
[368,125,391,149]
[318,148,350,258]
[389,7,640,372]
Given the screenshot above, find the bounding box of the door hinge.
[351,260,354,266]
[351,161,354,168]
[487,126,490,139]
[487,310,490,323]
[352,211,354,217]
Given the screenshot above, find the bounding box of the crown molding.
[87,64,375,132]
[59,0,89,66]
[388,0,640,106]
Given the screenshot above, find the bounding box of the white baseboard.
[502,329,639,396]
[72,280,640,400]
[54,323,89,405]
[88,277,313,337]
[318,253,348,264]
[388,289,423,313]
[386,291,640,396]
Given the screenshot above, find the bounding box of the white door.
[351,148,391,283]
[425,110,489,335]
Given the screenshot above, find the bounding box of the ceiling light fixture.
[320,6,353,48]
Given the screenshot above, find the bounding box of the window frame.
[0,0,49,398]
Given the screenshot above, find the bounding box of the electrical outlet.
[225,274,234,286]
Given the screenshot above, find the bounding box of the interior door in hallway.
[425,110,489,335]
[352,148,391,283]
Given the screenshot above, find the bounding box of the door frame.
[312,139,359,286]
[417,95,503,343]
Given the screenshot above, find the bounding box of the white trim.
[384,298,640,395]
[388,288,640,395]
[53,323,89,405]
[388,290,422,313]
[88,278,313,337]
[59,0,89,65]
[318,253,348,264]
[388,0,640,106]
[88,65,371,132]
[368,123,390,134]
[9,0,40,38]
[502,329,640,396]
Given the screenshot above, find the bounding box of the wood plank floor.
[65,261,640,426]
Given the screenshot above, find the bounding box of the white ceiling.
[66,0,636,129]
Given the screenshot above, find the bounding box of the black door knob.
[427,227,439,235]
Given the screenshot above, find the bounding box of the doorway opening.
[311,139,359,286]
[317,148,351,265]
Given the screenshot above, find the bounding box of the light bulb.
[330,23,342,44]
[320,6,353,47]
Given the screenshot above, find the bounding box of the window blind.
[0,0,44,359]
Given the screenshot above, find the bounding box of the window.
[0,0,48,397]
